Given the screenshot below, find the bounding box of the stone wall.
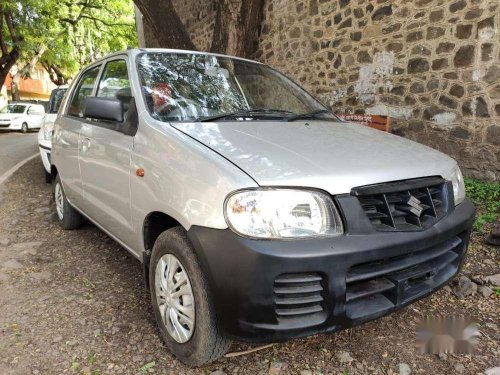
[157,0,500,181]
[172,0,216,51]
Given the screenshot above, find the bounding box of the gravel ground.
[0,159,498,375]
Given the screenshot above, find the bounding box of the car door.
[78,57,136,248]
[56,64,102,208]
[27,105,45,128]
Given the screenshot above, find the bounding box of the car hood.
[171,120,457,195]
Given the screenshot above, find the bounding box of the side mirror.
[83,97,124,122]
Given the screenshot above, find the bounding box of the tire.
[45,170,52,184]
[150,227,231,367]
[53,175,82,230]
[21,123,28,133]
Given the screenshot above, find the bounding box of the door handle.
[81,137,91,152]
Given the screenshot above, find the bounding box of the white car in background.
[0,102,45,133]
[39,87,68,183]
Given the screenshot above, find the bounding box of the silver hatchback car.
[52,49,475,366]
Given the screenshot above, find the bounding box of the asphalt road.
[0,132,38,178]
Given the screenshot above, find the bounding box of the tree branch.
[42,61,69,85]
[4,11,19,44]
[80,14,134,27]
[0,10,7,55]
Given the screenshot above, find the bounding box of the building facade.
[0,64,56,109]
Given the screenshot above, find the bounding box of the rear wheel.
[53,175,82,230]
[21,123,28,133]
[150,227,231,366]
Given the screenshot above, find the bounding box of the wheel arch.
[142,211,184,289]
[50,165,58,180]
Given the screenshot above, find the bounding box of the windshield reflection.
[137,52,332,122]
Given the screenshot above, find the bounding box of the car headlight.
[448,165,465,205]
[43,122,54,141]
[224,189,344,239]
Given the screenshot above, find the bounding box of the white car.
[38,87,68,182]
[0,102,45,133]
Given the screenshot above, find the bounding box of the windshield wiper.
[286,109,333,122]
[196,108,293,122]
[251,108,296,115]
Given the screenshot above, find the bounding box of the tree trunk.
[0,6,21,93]
[0,47,20,93]
[10,73,20,101]
[211,0,264,58]
[133,0,196,50]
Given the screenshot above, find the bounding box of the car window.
[97,60,131,114]
[28,105,45,115]
[49,89,67,114]
[0,104,26,114]
[68,66,101,117]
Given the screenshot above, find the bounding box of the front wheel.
[21,123,28,133]
[53,175,82,230]
[150,227,231,366]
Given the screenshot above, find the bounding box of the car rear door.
[78,57,136,249]
[27,105,45,128]
[55,64,102,208]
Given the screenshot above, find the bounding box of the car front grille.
[274,273,325,319]
[345,233,466,320]
[353,177,448,231]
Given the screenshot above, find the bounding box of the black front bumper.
[187,197,475,342]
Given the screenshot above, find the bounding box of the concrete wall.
[147,0,500,181]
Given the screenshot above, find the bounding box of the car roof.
[84,48,264,68]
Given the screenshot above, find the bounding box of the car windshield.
[48,89,67,114]
[0,104,26,114]
[137,52,335,122]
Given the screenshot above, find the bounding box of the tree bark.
[10,73,20,101]
[210,0,264,58]
[0,48,20,94]
[0,7,21,93]
[133,0,196,50]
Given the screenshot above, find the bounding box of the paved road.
[0,132,38,177]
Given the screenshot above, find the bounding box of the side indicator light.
[136,168,145,177]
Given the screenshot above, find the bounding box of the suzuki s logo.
[406,195,424,217]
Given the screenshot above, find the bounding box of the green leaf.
[139,361,156,373]
[70,362,79,370]
[88,354,97,365]
[1,0,137,87]
[464,178,500,233]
